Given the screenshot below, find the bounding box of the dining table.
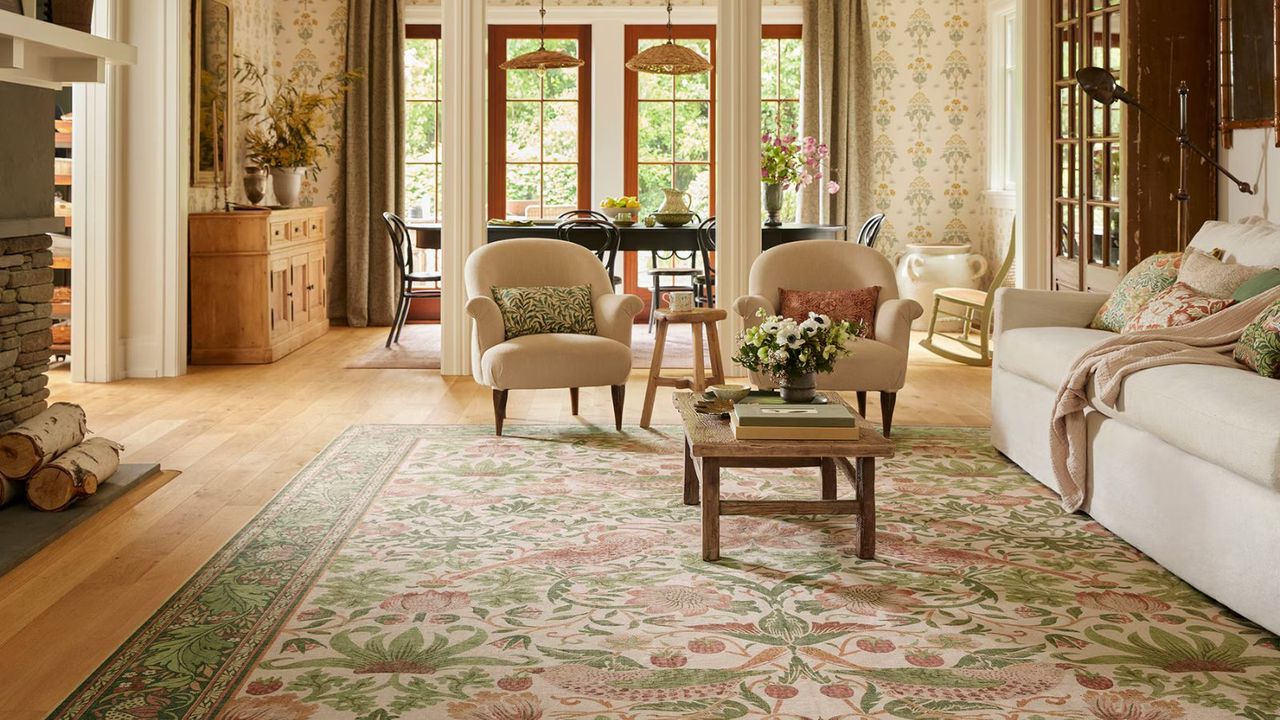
[408,222,846,252]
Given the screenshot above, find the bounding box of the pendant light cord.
[666,1,674,44]
[539,0,547,48]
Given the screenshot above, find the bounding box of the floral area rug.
[51,426,1280,719]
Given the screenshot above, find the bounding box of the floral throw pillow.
[1090,252,1183,332]
[1234,300,1280,378]
[1122,282,1234,333]
[491,285,597,340]
[778,286,879,340]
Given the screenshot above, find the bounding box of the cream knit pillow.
[1177,249,1265,299]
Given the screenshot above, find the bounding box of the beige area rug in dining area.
[346,323,713,371]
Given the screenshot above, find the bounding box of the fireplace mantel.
[0,11,136,89]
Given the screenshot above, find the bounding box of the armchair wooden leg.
[879,391,897,438]
[569,387,579,415]
[856,391,867,419]
[610,384,625,431]
[493,389,509,436]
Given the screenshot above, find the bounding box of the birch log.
[26,438,124,512]
[0,402,88,479]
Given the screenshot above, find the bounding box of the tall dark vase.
[764,182,784,226]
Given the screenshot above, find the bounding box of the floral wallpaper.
[189,0,276,213]
[869,0,994,272]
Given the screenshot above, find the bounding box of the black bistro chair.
[646,214,704,331]
[382,211,442,348]
[556,211,623,288]
[693,216,716,308]
[854,213,886,248]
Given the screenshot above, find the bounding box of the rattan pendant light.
[499,0,584,73]
[626,1,712,76]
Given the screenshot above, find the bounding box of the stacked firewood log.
[0,403,123,512]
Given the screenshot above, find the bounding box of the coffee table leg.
[820,458,837,500]
[702,458,720,561]
[856,457,876,559]
[683,437,699,505]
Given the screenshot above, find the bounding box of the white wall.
[1220,128,1278,222]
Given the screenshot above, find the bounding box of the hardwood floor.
[0,326,990,717]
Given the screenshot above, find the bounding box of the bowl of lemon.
[600,197,642,226]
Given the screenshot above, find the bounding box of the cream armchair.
[733,240,923,436]
[464,238,645,435]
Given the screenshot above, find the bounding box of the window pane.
[674,101,710,162]
[779,38,802,98]
[675,40,711,98]
[506,101,540,161]
[638,164,673,212]
[543,102,578,162]
[406,164,436,221]
[506,69,541,100]
[779,100,800,136]
[638,101,673,162]
[406,40,437,100]
[406,102,437,162]
[543,164,578,210]
[676,163,711,217]
[639,66,674,100]
[761,39,780,99]
[762,101,779,136]
[506,163,541,218]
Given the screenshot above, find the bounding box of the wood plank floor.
[0,326,990,717]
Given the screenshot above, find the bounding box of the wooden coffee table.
[673,390,894,561]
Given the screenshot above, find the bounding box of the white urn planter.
[270,167,305,208]
[895,243,988,330]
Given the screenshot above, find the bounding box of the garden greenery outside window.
[405,25,442,223]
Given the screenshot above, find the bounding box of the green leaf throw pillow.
[1090,252,1183,332]
[1234,299,1280,378]
[491,285,597,339]
[1233,268,1280,302]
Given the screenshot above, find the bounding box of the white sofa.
[991,219,1280,635]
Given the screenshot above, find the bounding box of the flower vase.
[271,167,305,208]
[778,371,816,403]
[243,166,267,206]
[764,182,784,227]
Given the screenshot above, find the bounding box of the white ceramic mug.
[664,291,695,312]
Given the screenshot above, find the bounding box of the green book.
[732,402,856,428]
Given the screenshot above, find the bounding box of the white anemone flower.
[807,312,831,328]
[799,318,821,336]
[759,318,782,335]
[776,328,805,349]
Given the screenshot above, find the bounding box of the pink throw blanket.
[1050,286,1280,512]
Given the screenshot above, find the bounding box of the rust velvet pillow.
[778,287,880,339]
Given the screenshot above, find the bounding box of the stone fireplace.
[0,82,60,432]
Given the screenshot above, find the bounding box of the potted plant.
[236,60,358,207]
[760,133,840,226]
[733,309,858,402]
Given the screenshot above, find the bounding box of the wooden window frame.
[487,24,593,221]
[761,24,802,138]
[405,24,442,223]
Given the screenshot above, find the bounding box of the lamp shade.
[499,47,584,72]
[625,41,712,76]
[1075,66,1133,105]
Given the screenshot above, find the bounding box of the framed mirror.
[1219,0,1280,147]
[192,0,233,185]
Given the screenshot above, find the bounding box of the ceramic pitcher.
[658,188,693,215]
[895,243,988,330]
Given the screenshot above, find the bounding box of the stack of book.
[730,400,860,441]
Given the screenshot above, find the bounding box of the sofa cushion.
[1090,253,1183,332]
[1121,282,1234,333]
[492,285,597,339]
[1235,299,1280,378]
[1177,249,1265,298]
[481,333,631,390]
[1099,363,1280,491]
[778,286,879,340]
[997,326,1116,389]
[1234,268,1280,302]
[1190,219,1280,267]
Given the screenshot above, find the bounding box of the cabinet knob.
[286,291,293,297]
[306,284,315,290]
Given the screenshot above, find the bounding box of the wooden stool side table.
[640,307,728,428]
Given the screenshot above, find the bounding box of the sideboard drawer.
[290,219,307,239]
[270,221,289,244]
[306,215,325,238]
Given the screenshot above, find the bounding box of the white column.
[440,0,487,376]
[1016,0,1049,290]
[715,0,762,369]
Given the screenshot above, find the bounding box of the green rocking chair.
[919,221,1016,367]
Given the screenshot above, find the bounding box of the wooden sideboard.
[189,208,329,364]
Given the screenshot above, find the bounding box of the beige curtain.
[800,0,873,233]
[337,0,405,327]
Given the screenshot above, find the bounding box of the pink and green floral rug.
[51,426,1280,719]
